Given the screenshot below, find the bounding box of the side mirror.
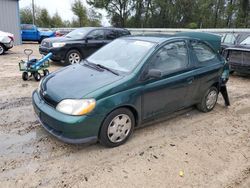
[147,69,162,79]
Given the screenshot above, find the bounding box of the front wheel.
[66,50,81,65]
[22,72,29,81]
[197,86,218,112]
[99,108,135,147]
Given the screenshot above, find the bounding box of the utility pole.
[32,0,35,25]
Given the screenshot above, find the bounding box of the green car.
[32,33,228,147]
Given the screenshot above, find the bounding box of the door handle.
[187,77,194,84]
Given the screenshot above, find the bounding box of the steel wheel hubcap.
[206,90,217,109]
[69,53,80,64]
[107,114,132,143]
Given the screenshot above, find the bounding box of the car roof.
[125,32,221,52]
[78,27,129,31]
[123,36,172,43]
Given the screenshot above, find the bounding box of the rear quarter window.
[223,34,236,44]
[191,41,217,63]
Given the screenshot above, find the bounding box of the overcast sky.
[19,0,110,26]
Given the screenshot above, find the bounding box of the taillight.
[8,36,14,41]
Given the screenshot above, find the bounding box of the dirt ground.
[0,44,249,188]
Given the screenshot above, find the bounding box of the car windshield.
[65,28,90,39]
[86,39,155,73]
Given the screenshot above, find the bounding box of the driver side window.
[87,30,105,40]
[148,41,188,75]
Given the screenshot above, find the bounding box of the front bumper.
[32,90,100,144]
[39,46,66,61]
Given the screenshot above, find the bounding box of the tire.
[196,86,218,113]
[33,72,41,81]
[99,108,135,147]
[22,72,29,81]
[43,69,49,76]
[0,43,5,55]
[66,50,81,65]
[38,37,45,44]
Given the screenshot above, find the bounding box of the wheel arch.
[97,105,139,138]
[66,47,84,58]
[211,81,220,91]
[0,42,6,50]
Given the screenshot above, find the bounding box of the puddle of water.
[0,127,47,156]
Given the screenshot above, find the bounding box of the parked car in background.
[33,33,229,147]
[220,32,250,52]
[39,27,131,65]
[55,29,73,37]
[223,35,250,74]
[0,30,14,55]
[21,24,55,43]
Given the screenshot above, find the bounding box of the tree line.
[87,0,250,28]
[20,0,102,27]
[21,0,250,28]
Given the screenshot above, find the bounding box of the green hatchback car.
[33,33,228,147]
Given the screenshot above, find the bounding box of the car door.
[189,40,224,102]
[141,40,196,120]
[84,29,105,57]
[22,25,37,41]
[103,29,117,45]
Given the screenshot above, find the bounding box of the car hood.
[39,30,55,37]
[43,36,80,43]
[41,63,123,103]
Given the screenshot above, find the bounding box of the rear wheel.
[66,50,81,65]
[0,44,5,55]
[33,72,41,81]
[38,37,46,44]
[99,108,135,147]
[197,86,218,112]
[22,72,29,81]
[43,69,49,76]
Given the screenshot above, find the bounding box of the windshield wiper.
[83,60,119,75]
[83,60,104,71]
[95,64,119,76]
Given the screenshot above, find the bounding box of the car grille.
[41,41,52,48]
[39,90,58,108]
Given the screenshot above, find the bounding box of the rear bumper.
[230,63,250,74]
[32,90,100,144]
[39,47,66,61]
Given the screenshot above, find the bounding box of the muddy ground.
[0,44,249,188]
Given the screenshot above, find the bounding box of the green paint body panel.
[32,35,227,144]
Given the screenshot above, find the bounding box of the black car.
[221,32,250,52]
[223,35,250,74]
[39,27,131,65]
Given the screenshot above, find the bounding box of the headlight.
[52,42,66,48]
[56,99,96,116]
